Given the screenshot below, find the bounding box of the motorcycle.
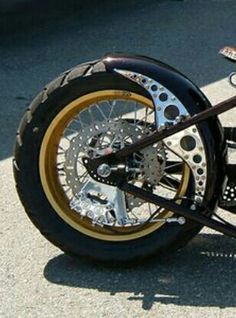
[13,47,236,262]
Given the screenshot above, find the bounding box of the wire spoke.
[159,182,177,192]
[164,172,181,183]
[165,161,183,174]
[95,103,108,120]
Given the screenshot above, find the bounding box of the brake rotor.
[64,118,166,213]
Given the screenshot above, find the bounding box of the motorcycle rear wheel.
[13,59,218,262]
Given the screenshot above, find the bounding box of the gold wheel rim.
[39,90,190,241]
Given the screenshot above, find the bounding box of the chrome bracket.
[115,69,207,200]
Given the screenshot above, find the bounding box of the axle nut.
[97,164,111,178]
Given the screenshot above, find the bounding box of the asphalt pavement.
[0,0,236,317]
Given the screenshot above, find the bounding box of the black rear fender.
[103,53,227,209]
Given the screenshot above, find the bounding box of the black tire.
[13,58,219,262]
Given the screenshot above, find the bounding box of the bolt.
[97,163,111,178]
[159,123,166,131]
[175,116,182,123]
[178,217,186,225]
[195,196,202,204]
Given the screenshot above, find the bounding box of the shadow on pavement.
[0,0,235,160]
[44,233,236,310]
